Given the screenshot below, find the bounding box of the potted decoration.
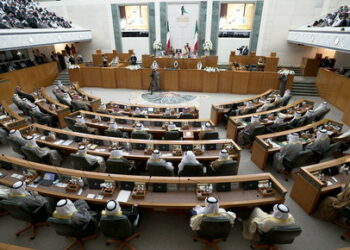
[153,40,163,57]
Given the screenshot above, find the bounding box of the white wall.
[121,37,149,59]
[257,0,350,66]
[217,38,249,64]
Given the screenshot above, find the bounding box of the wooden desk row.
[251,119,344,170]
[315,68,350,126]
[0,154,286,209]
[210,89,277,125]
[68,67,294,94]
[142,55,218,69]
[0,101,26,131]
[69,110,214,140]
[290,156,350,214]
[226,99,314,141]
[20,123,241,163]
[105,101,199,119]
[36,87,71,128]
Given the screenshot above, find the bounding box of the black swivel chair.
[193,216,232,249]
[289,117,306,129]
[281,95,292,106]
[47,216,98,250]
[0,199,49,240]
[131,131,151,150]
[100,215,140,250]
[179,163,204,177]
[251,225,302,249]
[209,160,238,192]
[319,142,341,162]
[64,116,77,130]
[69,153,99,171]
[164,130,182,140]
[281,150,313,180]
[314,108,331,122]
[242,125,265,146]
[104,129,124,138]
[72,123,93,134]
[21,146,52,164]
[147,161,172,192]
[6,137,25,156]
[179,113,195,119]
[106,158,136,190]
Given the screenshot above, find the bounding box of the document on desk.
[117,190,131,203]
[54,140,64,145]
[62,140,73,146]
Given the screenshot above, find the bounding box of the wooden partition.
[0,62,59,103]
[301,54,322,76]
[229,52,279,72]
[69,67,293,95]
[315,69,350,125]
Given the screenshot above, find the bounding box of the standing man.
[149,68,160,94]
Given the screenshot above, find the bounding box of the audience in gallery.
[311,5,350,27]
[0,0,72,29]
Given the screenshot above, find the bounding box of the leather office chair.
[69,153,99,171]
[0,199,49,240]
[164,130,181,140]
[132,114,146,118]
[106,158,136,190]
[289,117,306,129]
[47,216,98,250]
[179,163,204,177]
[251,225,302,249]
[104,129,124,138]
[64,116,77,130]
[281,150,313,180]
[131,131,150,140]
[21,146,52,164]
[162,115,177,119]
[319,142,341,161]
[339,206,350,241]
[100,214,140,250]
[314,108,331,122]
[209,160,238,192]
[281,95,292,106]
[147,161,172,192]
[200,131,219,140]
[6,137,25,156]
[72,123,96,134]
[193,216,232,249]
[242,125,265,146]
[71,101,90,112]
[179,113,195,119]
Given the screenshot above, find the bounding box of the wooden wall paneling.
[92,54,103,66]
[179,70,202,92]
[261,72,279,93]
[81,67,102,87]
[127,69,142,89]
[115,68,128,88]
[247,72,264,94]
[343,103,350,126]
[68,68,81,84]
[218,70,233,93]
[202,71,219,93]
[232,71,249,94]
[159,69,179,91]
[101,68,116,88]
[0,79,14,103]
[264,57,279,72]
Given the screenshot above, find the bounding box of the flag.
[166,21,171,55]
[193,22,199,55]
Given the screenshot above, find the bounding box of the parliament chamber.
[0,1,350,250]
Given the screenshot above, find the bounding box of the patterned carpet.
[141,92,197,104]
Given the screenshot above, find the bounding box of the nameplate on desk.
[54,140,64,145]
[62,140,73,146]
[117,190,131,203]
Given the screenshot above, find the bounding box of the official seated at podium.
[73,115,97,134]
[237,115,262,146]
[242,204,296,240]
[273,133,303,171]
[102,200,139,226]
[7,181,53,215]
[147,150,174,175]
[52,199,98,229]
[104,120,124,138]
[130,54,137,65]
[198,122,217,140]
[73,145,105,172]
[305,129,330,156]
[131,123,151,140]
[190,197,236,231]
[178,151,200,174]
[22,135,62,166]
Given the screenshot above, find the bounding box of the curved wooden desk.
[20,123,241,163]
[105,101,199,119]
[226,99,314,140]
[290,156,350,214]
[210,89,277,125]
[250,119,344,169]
[36,87,71,128]
[0,101,26,131]
[0,155,286,209]
[69,110,214,140]
[142,55,218,69]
